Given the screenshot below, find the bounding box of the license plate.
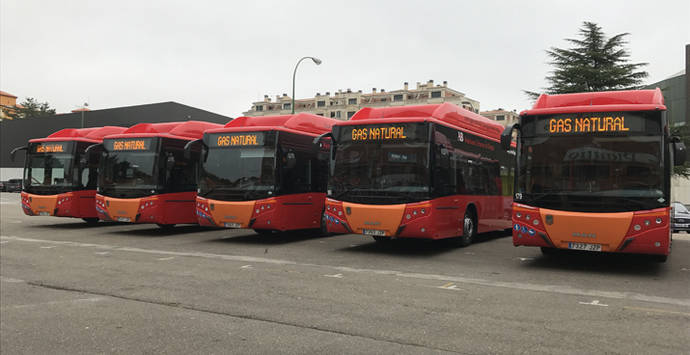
[568,242,602,252]
[38,212,50,216]
[362,229,386,236]
[224,222,242,228]
[117,217,131,222]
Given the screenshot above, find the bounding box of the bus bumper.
[512,203,671,256]
[21,191,96,218]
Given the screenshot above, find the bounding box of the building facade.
[479,108,519,127]
[243,80,480,119]
[0,90,20,119]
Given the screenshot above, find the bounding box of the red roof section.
[0,90,17,98]
[522,88,666,116]
[341,103,505,141]
[29,126,128,144]
[105,121,223,141]
[205,113,339,137]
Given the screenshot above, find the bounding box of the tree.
[6,97,56,119]
[672,125,690,179]
[525,21,649,99]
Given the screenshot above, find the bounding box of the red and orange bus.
[94,121,223,228]
[193,113,338,234]
[502,89,686,261]
[11,126,127,223]
[325,103,515,245]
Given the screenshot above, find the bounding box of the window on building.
[495,115,505,121]
[380,98,387,102]
[255,105,263,111]
[348,98,357,105]
[330,111,336,118]
[336,111,341,118]
[431,91,442,98]
[283,103,291,110]
[317,100,326,107]
[347,111,356,119]
[316,113,324,116]
[393,94,403,101]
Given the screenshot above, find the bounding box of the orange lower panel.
[95,192,198,225]
[539,208,632,251]
[21,190,97,219]
[512,203,671,255]
[196,193,325,231]
[341,202,406,236]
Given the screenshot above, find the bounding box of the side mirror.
[184,139,203,160]
[673,139,686,166]
[500,123,519,151]
[312,132,333,145]
[166,154,176,171]
[286,152,296,169]
[10,145,27,162]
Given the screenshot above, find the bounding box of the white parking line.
[2,235,690,308]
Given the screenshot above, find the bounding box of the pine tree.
[6,97,56,119]
[525,22,648,99]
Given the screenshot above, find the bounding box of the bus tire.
[651,254,668,263]
[157,223,175,230]
[457,209,476,247]
[540,247,558,255]
[82,217,99,225]
[320,212,330,236]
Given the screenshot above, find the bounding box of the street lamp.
[291,56,322,114]
[80,102,89,128]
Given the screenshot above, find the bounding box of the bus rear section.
[325,103,514,245]
[95,121,223,228]
[13,126,127,223]
[195,114,337,234]
[506,89,686,261]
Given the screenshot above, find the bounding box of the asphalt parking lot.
[1,192,689,354]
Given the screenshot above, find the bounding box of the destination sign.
[351,126,407,141]
[104,138,153,151]
[33,142,69,153]
[532,112,650,136]
[208,132,265,147]
[338,123,426,143]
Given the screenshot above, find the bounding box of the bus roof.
[340,103,504,142]
[205,113,339,137]
[522,88,666,116]
[29,126,128,144]
[104,121,223,141]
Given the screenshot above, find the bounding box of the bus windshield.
[517,112,665,212]
[330,141,430,204]
[198,147,276,201]
[99,137,160,198]
[23,141,77,194]
[100,151,159,194]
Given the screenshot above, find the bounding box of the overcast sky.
[1,0,688,118]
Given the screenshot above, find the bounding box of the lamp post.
[80,102,89,128]
[291,56,321,114]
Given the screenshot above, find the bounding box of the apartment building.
[479,108,519,127]
[243,80,480,119]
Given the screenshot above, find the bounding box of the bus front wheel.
[540,247,558,255]
[456,210,476,247]
[82,217,99,225]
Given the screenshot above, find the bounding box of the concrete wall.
[672,176,690,204]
